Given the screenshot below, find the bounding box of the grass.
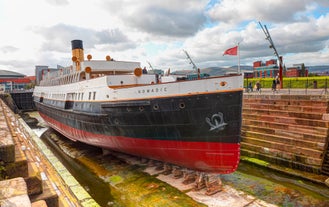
[244,76,329,89]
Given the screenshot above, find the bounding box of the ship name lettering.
[138,87,167,94]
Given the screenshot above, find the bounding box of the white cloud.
[0,0,328,76]
[208,0,323,24]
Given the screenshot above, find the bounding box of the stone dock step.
[242,124,327,143]
[243,98,328,110]
[242,130,326,151]
[242,94,329,175]
[0,177,48,207]
[0,110,15,163]
[243,119,328,136]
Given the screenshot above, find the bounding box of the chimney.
[71,40,84,71]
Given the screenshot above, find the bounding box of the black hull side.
[34,90,243,143]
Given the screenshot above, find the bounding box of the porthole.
[179,102,185,109]
[153,104,159,110]
[114,119,120,125]
[220,81,227,86]
[139,106,144,111]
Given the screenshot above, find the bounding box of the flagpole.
[237,42,240,74]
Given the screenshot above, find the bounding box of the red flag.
[223,46,238,56]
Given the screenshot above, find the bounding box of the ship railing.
[39,71,83,86]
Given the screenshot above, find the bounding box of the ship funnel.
[71,40,84,71]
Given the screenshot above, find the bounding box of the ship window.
[93,92,96,100]
[81,93,84,100]
[88,92,92,100]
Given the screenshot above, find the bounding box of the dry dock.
[2,90,329,206]
[1,97,276,207]
[0,99,276,206]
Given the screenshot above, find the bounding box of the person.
[142,67,148,74]
[248,82,253,92]
[256,81,261,93]
[275,74,280,91]
[272,79,276,92]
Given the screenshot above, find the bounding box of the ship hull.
[34,90,242,173]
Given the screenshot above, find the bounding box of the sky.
[0,0,329,76]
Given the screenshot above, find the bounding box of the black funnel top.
[71,40,83,50]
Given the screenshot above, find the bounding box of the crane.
[183,50,198,72]
[146,61,154,71]
[259,21,283,88]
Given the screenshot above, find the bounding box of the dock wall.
[0,92,35,113]
[242,94,329,176]
[0,99,99,207]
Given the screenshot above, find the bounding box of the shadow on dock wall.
[0,92,36,113]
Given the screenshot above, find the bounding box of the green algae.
[241,156,269,167]
[109,173,205,207]
[42,128,329,207]
[108,175,123,185]
[0,162,6,180]
[54,137,205,207]
[224,161,329,207]
[77,156,109,177]
[79,153,206,207]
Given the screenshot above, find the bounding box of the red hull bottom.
[40,113,240,174]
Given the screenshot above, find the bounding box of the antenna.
[183,50,198,71]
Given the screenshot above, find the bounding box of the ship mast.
[259,22,283,88]
[183,50,198,72]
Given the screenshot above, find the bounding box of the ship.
[33,40,243,174]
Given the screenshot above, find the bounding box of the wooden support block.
[0,177,31,207]
[32,200,48,207]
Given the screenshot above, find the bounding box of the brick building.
[253,59,279,78]
[253,60,308,78]
[285,64,308,77]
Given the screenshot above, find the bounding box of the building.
[35,65,65,86]
[285,64,308,77]
[253,59,279,78]
[253,59,309,78]
[0,70,35,92]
